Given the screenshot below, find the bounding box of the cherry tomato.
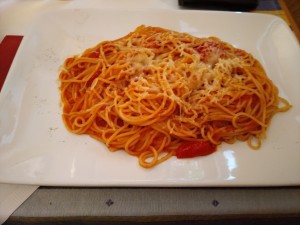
[176,141,217,159]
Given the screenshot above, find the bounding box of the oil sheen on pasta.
[59,25,291,168]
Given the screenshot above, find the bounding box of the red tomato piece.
[176,141,217,159]
[89,50,100,58]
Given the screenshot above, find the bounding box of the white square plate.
[1,9,300,186]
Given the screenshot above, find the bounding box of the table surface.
[1,1,300,224]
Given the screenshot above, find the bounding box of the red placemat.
[0,35,23,91]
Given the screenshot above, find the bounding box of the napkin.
[0,35,39,224]
[0,184,38,224]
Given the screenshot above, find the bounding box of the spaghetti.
[59,25,291,168]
